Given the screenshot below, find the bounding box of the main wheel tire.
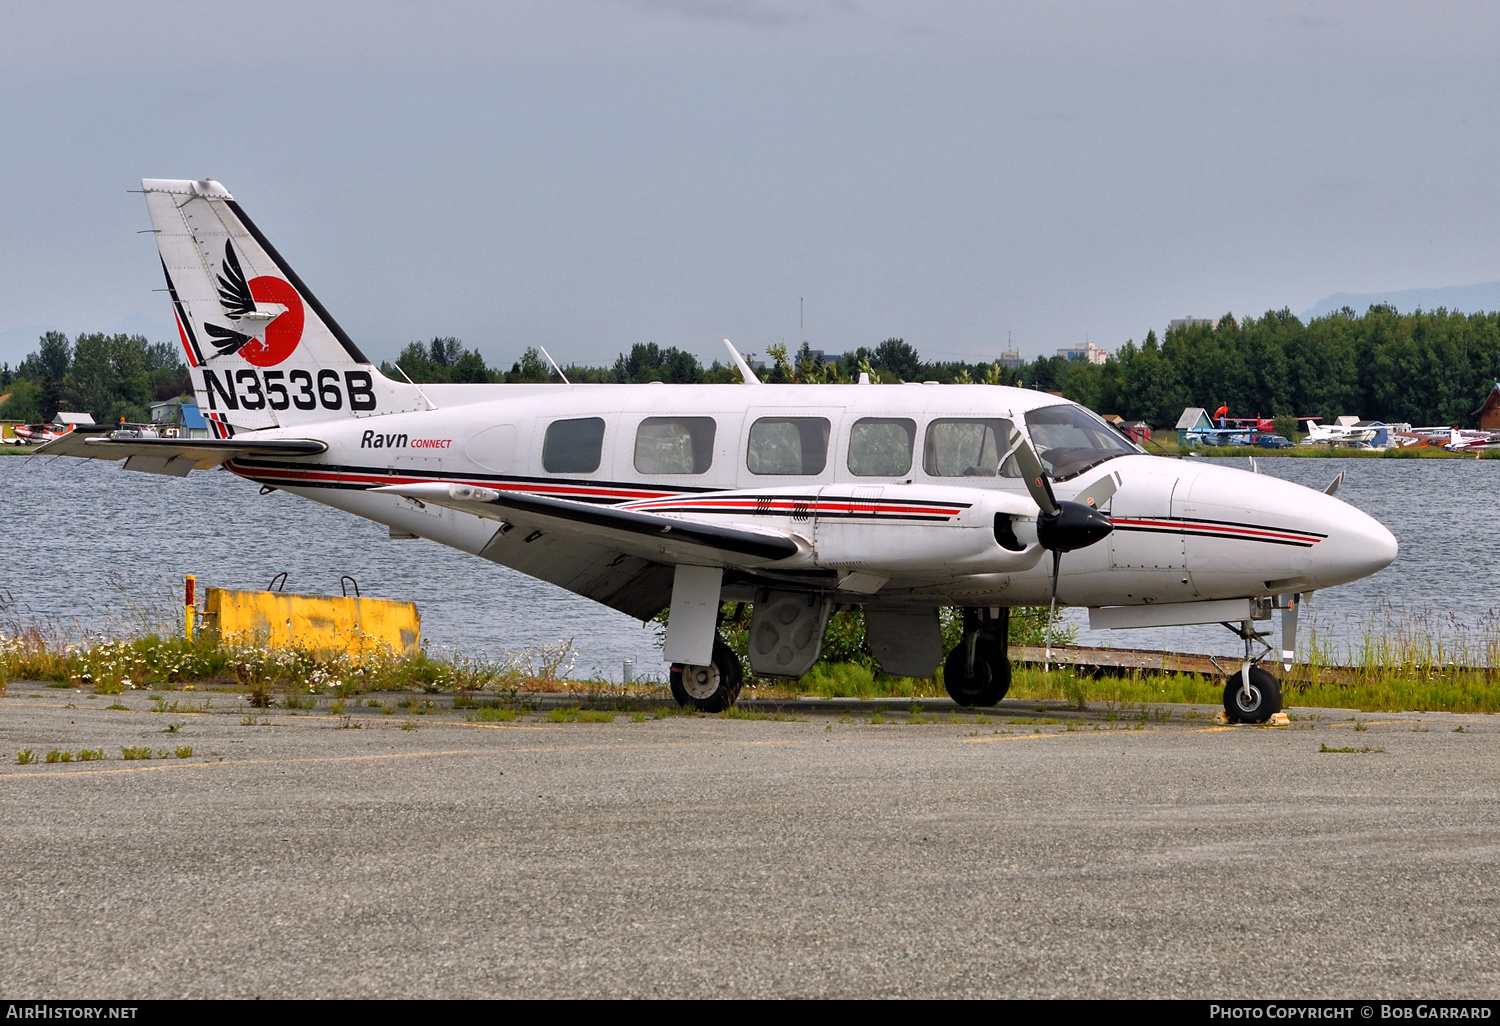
[1222,666,1282,723]
[670,638,744,712]
[943,635,1011,707]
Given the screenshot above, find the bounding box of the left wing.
[36,432,327,476]
[373,482,804,567]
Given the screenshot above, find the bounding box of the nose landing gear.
[670,637,743,712]
[1219,617,1285,723]
[943,607,1011,707]
[1224,665,1282,723]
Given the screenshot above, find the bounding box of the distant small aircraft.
[41,179,1400,722]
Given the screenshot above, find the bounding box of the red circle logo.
[236,276,305,367]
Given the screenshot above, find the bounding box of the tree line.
[0,332,189,426]
[9,304,1498,428]
[391,306,1500,428]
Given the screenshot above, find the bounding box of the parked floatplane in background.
[39,179,1400,721]
[11,412,94,445]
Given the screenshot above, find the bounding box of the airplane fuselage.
[218,380,1396,615]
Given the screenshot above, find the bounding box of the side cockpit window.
[747,417,830,475]
[542,417,605,474]
[635,417,716,475]
[1023,403,1137,480]
[923,418,1022,478]
[847,417,915,477]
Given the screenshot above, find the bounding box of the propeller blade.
[1075,470,1121,510]
[1013,439,1059,517]
[1324,470,1345,496]
[1044,548,1063,672]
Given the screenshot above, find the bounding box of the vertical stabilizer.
[143,178,423,434]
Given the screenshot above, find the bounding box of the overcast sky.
[3,1,1500,369]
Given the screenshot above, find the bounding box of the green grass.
[1320,744,1384,753]
[15,750,35,765]
[547,707,615,723]
[717,707,796,720]
[468,706,521,722]
[11,604,1500,715]
[120,746,152,760]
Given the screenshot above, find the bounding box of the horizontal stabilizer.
[372,482,802,565]
[36,432,327,475]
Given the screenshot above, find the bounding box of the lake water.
[3,454,1495,674]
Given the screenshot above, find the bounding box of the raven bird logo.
[203,241,305,367]
[204,242,257,356]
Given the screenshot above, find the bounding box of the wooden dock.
[1012,644,1229,676]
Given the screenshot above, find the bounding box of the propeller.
[1013,442,1119,669]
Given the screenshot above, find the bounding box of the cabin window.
[923,418,1022,478]
[542,417,605,474]
[635,417,717,475]
[847,417,915,477]
[747,417,830,475]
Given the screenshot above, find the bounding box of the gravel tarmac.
[2,684,1498,999]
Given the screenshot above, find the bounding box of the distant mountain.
[1303,281,1500,321]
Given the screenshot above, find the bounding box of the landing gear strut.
[1219,617,1284,723]
[943,607,1010,707]
[670,637,743,712]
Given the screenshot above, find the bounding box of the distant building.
[1176,407,1211,444]
[1057,342,1108,365]
[997,349,1025,368]
[1120,420,1152,443]
[55,412,95,427]
[1168,316,1220,331]
[1353,421,1390,447]
[1474,382,1500,430]
[149,399,209,438]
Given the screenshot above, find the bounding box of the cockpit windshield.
[1023,403,1139,480]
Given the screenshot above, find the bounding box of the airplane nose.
[1310,503,1398,589]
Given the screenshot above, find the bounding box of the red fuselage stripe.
[1112,517,1320,543]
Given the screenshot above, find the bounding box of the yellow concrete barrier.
[202,587,420,658]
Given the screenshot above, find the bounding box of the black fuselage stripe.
[1113,525,1315,548]
[227,459,718,499]
[1170,515,1327,539]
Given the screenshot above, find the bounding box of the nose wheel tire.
[670,638,744,712]
[1222,666,1282,723]
[943,635,1011,707]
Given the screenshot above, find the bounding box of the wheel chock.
[1213,710,1291,726]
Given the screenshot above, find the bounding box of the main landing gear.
[1220,618,1285,724]
[670,637,743,713]
[943,607,1011,707]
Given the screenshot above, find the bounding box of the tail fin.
[143,178,424,434]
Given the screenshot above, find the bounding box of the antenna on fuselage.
[538,346,570,385]
[390,361,438,411]
[723,339,761,385]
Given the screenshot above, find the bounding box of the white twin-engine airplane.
[42,178,1399,721]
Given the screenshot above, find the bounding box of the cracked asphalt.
[2,683,1497,998]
